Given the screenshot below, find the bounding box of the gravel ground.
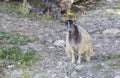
[0,0,120,78]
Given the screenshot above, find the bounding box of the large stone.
[114,75,120,78]
[0,74,3,78]
[7,65,15,69]
[53,40,65,47]
[102,28,120,36]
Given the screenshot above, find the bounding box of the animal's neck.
[69,25,82,44]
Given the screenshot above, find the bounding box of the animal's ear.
[65,20,73,25]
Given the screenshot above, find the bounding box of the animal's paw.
[77,60,81,64]
[86,58,90,62]
[71,60,75,63]
[66,54,71,58]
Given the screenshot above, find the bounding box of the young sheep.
[65,20,94,64]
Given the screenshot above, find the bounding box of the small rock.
[0,74,3,78]
[33,74,41,78]
[116,32,120,37]
[58,61,62,65]
[53,40,65,47]
[17,62,21,65]
[65,76,70,78]
[102,28,120,36]
[7,65,15,69]
[95,43,101,48]
[75,65,84,71]
[106,0,112,2]
[71,71,77,77]
[116,72,120,74]
[100,63,104,66]
[47,39,53,43]
[4,69,23,78]
[114,75,120,78]
[48,46,55,49]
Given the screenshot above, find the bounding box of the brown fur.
[69,24,82,44]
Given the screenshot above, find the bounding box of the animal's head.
[65,20,76,33]
[65,20,81,44]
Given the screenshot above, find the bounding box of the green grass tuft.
[95,64,103,70]
[0,2,33,16]
[102,54,120,61]
[0,46,42,66]
[0,31,40,66]
[40,40,47,45]
[110,64,120,67]
[41,15,52,20]
[0,31,38,45]
[114,4,120,9]
[0,46,21,60]
[109,62,120,67]
[5,4,21,15]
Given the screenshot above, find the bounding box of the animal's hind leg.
[66,47,75,63]
[71,49,75,63]
[85,51,91,61]
[90,49,95,56]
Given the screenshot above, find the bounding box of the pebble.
[53,40,65,47]
[7,65,15,69]
[102,28,120,36]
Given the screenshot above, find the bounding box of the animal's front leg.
[77,50,82,64]
[85,52,90,62]
[71,50,75,63]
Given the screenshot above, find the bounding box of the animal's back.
[78,26,94,54]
